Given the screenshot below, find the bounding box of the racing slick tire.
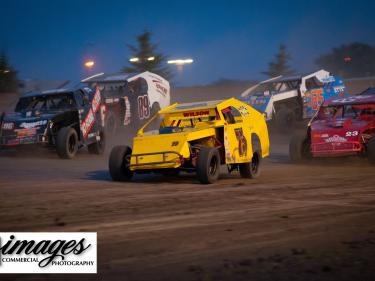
[196,147,220,184]
[239,150,261,179]
[367,137,375,165]
[109,145,133,181]
[56,127,79,159]
[289,134,311,163]
[275,106,296,131]
[88,131,106,155]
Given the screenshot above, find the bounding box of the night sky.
[1,0,375,86]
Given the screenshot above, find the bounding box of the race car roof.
[81,72,141,83]
[324,95,375,106]
[159,100,224,114]
[22,86,93,98]
[260,70,330,84]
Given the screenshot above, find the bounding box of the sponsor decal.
[334,86,345,93]
[238,105,250,117]
[15,128,37,137]
[153,80,168,97]
[0,232,96,274]
[183,110,209,117]
[19,120,47,129]
[80,88,102,139]
[1,122,14,130]
[19,136,37,144]
[324,135,347,143]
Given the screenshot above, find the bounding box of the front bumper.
[311,141,362,157]
[127,151,184,170]
[0,134,49,147]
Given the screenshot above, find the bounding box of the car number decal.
[138,95,150,119]
[345,131,359,137]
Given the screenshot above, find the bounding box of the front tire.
[239,150,261,178]
[109,145,133,181]
[289,134,311,163]
[367,137,375,165]
[56,127,78,159]
[196,147,220,184]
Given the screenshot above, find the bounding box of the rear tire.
[239,150,261,178]
[56,127,78,159]
[88,131,106,155]
[275,106,296,131]
[196,147,220,184]
[289,134,311,163]
[109,145,133,181]
[367,137,375,165]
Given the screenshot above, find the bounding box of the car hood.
[2,111,57,130]
[311,118,369,143]
[311,118,369,131]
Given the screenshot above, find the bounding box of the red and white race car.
[289,95,375,164]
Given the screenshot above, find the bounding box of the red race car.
[289,95,375,164]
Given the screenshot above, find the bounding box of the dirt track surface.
[1,135,375,281]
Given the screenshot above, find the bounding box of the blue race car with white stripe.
[240,69,347,129]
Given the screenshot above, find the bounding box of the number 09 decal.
[138,95,150,119]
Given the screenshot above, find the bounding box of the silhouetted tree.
[315,42,375,78]
[0,52,18,93]
[263,44,294,77]
[122,31,171,79]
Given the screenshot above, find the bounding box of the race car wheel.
[196,147,220,184]
[289,134,311,163]
[88,131,106,155]
[56,127,78,159]
[367,137,375,165]
[239,150,261,179]
[109,145,133,181]
[275,107,295,131]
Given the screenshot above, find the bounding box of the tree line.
[1,31,375,93]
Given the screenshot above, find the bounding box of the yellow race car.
[109,98,270,184]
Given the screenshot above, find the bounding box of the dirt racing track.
[1,133,375,281]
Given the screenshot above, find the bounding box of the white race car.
[82,71,170,134]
